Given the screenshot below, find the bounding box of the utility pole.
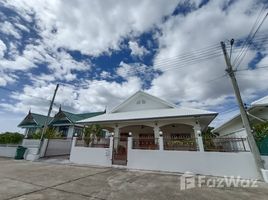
[40,84,59,141]
[221,41,264,180]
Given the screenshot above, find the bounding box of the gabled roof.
[49,110,105,125]
[79,91,217,124]
[110,90,176,113]
[251,95,268,106]
[213,94,268,133]
[18,112,52,127]
[78,107,217,124]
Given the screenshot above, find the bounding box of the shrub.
[253,122,268,142]
[31,127,61,139]
[0,132,24,144]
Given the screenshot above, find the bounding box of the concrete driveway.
[0,157,268,200]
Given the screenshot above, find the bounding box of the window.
[59,126,69,137]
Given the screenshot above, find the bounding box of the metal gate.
[44,138,72,157]
[112,137,128,165]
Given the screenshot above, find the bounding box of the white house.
[69,91,265,180]
[213,95,268,138]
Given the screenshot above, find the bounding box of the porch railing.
[163,137,198,151]
[132,137,159,150]
[203,137,248,152]
[75,137,110,148]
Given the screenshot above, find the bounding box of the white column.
[109,136,113,162]
[128,132,132,150]
[25,128,29,138]
[194,124,204,152]
[159,133,164,151]
[154,124,160,147]
[153,125,160,138]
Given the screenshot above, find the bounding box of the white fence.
[70,137,112,166]
[69,136,261,180]
[0,145,18,157]
[22,139,41,148]
[44,139,72,157]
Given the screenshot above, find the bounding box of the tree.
[31,127,61,139]
[83,124,103,146]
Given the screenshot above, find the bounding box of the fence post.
[72,137,77,149]
[159,131,163,151]
[197,136,204,152]
[194,124,204,152]
[109,136,113,163]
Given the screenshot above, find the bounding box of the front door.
[112,135,128,165]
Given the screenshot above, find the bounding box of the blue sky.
[0,0,268,132]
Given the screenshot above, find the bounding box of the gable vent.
[136,99,146,105]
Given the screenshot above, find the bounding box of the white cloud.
[0,76,142,115]
[0,21,21,39]
[1,0,268,131]
[4,0,179,56]
[128,41,149,58]
[0,40,6,58]
[148,0,268,113]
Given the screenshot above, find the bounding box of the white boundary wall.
[0,146,17,157]
[70,137,112,167]
[70,136,260,180]
[127,137,260,180]
[127,149,259,179]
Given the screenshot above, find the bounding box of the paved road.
[0,157,268,200]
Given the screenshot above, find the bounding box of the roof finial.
[104,105,107,113]
[59,104,62,112]
[28,108,31,114]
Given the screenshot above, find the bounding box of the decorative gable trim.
[18,113,39,127]
[49,111,73,125]
[110,90,176,113]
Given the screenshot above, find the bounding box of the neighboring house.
[18,111,52,137]
[18,108,105,138]
[48,107,105,138]
[213,95,268,138]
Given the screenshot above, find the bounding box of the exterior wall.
[70,137,112,167]
[215,107,268,136]
[216,117,244,136]
[127,148,259,180]
[0,146,17,157]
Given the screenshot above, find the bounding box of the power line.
[234,10,268,69]
[232,5,267,65]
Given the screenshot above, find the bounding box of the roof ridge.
[31,113,52,118]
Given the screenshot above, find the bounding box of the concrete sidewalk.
[0,157,268,200]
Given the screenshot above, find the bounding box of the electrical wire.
[234,11,268,69]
